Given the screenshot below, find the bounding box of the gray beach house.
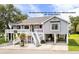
[5,16,69,46]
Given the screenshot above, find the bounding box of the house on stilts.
[5,16,69,46]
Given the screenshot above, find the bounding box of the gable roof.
[15,16,69,25]
[43,16,69,24]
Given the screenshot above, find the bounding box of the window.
[17,25,20,29]
[25,26,29,29]
[52,24,58,30]
[40,25,42,28]
[34,25,42,29]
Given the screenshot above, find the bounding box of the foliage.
[0,33,8,44]
[20,33,26,40]
[69,16,79,33]
[0,4,28,32]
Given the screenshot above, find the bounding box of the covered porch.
[5,29,44,47]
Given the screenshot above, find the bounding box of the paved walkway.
[0,43,68,51]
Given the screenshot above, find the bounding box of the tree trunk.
[74,25,77,34]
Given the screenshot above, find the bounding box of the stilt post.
[54,34,57,44]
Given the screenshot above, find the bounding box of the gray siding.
[43,18,68,34]
[60,20,68,34]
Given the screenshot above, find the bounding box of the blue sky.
[14,4,79,17]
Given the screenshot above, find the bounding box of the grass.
[68,34,79,51]
[0,37,8,44]
[0,32,79,50]
[0,33,8,44]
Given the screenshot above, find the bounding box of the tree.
[0,21,5,32]
[69,16,79,33]
[0,4,28,31]
[0,4,7,32]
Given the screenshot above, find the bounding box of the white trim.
[41,16,53,24]
[54,34,57,44]
[42,24,45,40]
[42,16,69,24]
[5,33,6,41]
[21,25,22,29]
[50,22,60,31]
[10,16,69,25]
[8,33,9,41]
[66,23,69,44]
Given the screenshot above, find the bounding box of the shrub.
[20,33,26,40]
[41,40,45,44]
[19,33,26,47]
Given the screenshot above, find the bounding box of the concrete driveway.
[0,43,68,51]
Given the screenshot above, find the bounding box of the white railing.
[34,29,43,32]
[5,29,30,33]
[5,29,43,33]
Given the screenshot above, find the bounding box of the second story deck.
[5,24,43,33]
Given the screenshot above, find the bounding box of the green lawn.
[0,37,8,44]
[68,34,79,51]
[0,33,8,44]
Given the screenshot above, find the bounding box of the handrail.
[5,29,30,33]
[34,29,43,32]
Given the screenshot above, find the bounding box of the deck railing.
[5,29,43,33]
[34,29,43,32]
[5,29,30,33]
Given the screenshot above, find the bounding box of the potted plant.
[20,33,26,47]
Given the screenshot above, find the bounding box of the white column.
[11,33,12,41]
[66,34,68,44]
[43,33,45,40]
[15,33,17,39]
[30,25,32,31]
[29,25,31,31]
[42,25,45,41]
[21,25,22,29]
[23,25,25,29]
[54,34,57,44]
[8,33,9,41]
[5,32,6,41]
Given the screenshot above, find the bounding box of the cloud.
[28,5,40,12]
[51,4,79,12]
[14,4,44,17]
[14,4,79,19]
[58,8,79,22]
[27,5,44,17]
[50,4,79,22]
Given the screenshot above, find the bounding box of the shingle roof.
[15,16,68,25]
[17,16,52,25]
